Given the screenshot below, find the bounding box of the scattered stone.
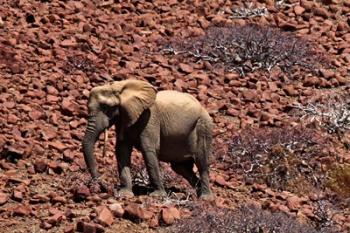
[124,203,153,221]
[161,207,180,225]
[64,224,75,233]
[49,141,66,152]
[287,196,302,211]
[34,160,47,173]
[0,193,9,205]
[294,6,305,15]
[178,63,193,73]
[82,222,97,233]
[13,190,23,201]
[13,204,31,216]
[109,203,124,218]
[47,212,64,226]
[74,184,91,201]
[97,206,114,226]
[214,175,227,186]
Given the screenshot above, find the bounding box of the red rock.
[29,110,43,120]
[314,6,330,18]
[34,160,47,173]
[62,98,80,116]
[124,203,153,220]
[41,221,53,230]
[0,193,8,205]
[3,101,15,109]
[121,44,133,54]
[64,225,75,233]
[60,38,77,48]
[109,203,124,218]
[52,195,67,204]
[161,207,180,225]
[8,113,20,124]
[242,89,257,102]
[301,205,314,218]
[283,85,298,96]
[41,126,57,140]
[278,204,290,214]
[215,197,227,208]
[13,204,31,216]
[260,111,274,123]
[31,194,50,203]
[49,141,66,152]
[97,206,114,226]
[82,222,97,233]
[226,108,239,117]
[47,212,64,226]
[294,6,305,15]
[304,76,320,86]
[69,120,80,129]
[178,63,193,73]
[286,196,302,211]
[74,184,91,200]
[268,82,278,92]
[13,190,23,201]
[300,0,315,10]
[252,183,267,192]
[65,209,76,219]
[320,69,335,79]
[95,224,105,233]
[148,215,159,228]
[214,175,227,186]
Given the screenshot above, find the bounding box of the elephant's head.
[82,79,156,178]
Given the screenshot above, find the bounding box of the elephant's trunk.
[82,116,102,179]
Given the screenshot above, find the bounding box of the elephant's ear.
[112,80,156,127]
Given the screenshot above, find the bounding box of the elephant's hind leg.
[171,160,200,189]
[195,114,213,199]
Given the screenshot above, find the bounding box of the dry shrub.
[161,204,338,233]
[63,54,96,74]
[292,92,350,136]
[131,161,186,194]
[326,164,350,199]
[230,2,268,19]
[163,24,329,76]
[220,126,330,193]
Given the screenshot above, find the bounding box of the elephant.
[82,79,213,199]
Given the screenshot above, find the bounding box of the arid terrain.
[0,0,349,232]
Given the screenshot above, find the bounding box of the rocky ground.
[0,0,349,232]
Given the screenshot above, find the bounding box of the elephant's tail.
[196,110,213,162]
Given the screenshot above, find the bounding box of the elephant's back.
[156,90,202,119]
[156,90,203,135]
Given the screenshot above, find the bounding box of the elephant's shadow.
[114,184,185,196]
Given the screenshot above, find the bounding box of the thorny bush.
[64,54,96,74]
[163,24,329,76]
[292,92,350,136]
[219,126,331,193]
[161,204,339,233]
[131,161,189,194]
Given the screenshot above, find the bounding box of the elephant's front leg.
[116,142,134,197]
[141,149,166,197]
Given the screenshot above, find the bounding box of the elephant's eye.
[99,103,109,112]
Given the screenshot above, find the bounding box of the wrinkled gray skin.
[82,80,213,199]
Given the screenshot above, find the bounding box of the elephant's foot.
[117,188,134,198]
[149,189,167,197]
[198,189,214,201]
[199,192,214,201]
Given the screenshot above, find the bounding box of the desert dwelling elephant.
[82,79,213,199]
